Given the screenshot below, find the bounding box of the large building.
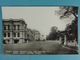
[32,30,40,40]
[3,19,27,44]
[26,28,35,41]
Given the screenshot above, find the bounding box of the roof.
[3,18,24,21]
[3,18,27,24]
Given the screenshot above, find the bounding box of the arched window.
[18,25,20,30]
[8,33,10,37]
[8,25,10,30]
[4,33,6,37]
[18,33,20,37]
[13,25,16,30]
[3,25,6,30]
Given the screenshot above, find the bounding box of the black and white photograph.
[2,6,78,54]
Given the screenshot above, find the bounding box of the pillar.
[74,39,77,47]
[59,37,62,44]
[64,35,67,45]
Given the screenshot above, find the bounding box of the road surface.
[3,40,78,54]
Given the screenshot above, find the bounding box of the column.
[64,35,67,45]
[59,37,62,44]
[74,39,77,47]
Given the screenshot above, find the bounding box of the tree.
[65,18,78,42]
[51,26,58,32]
[57,6,78,42]
[46,26,58,40]
[57,7,78,19]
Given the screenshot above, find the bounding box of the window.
[4,33,6,37]
[14,33,16,37]
[18,25,20,30]
[4,26,6,30]
[18,33,20,37]
[13,25,16,30]
[8,25,10,30]
[8,33,10,37]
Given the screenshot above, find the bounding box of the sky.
[2,7,74,37]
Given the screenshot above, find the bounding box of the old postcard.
[2,6,78,54]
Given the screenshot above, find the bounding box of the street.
[3,40,78,54]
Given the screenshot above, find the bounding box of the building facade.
[26,28,35,41]
[32,30,40,41]
[26,29,41,41]
[3,19,27,44]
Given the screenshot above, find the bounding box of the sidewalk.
[59,45,78,54]
[63,45,78,50]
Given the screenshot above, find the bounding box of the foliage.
[57,6,78,41]
[57,7,78,19]
[65,18,78,41]
[46,26,59,40]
